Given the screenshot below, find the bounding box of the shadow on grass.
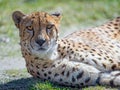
[0,77,39,90]
[0,77,73,90]
[0,77,119,90]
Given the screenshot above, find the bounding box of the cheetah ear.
[12,11,25,28]
[52,12,62,22]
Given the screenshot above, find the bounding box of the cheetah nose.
[36,39,46,46]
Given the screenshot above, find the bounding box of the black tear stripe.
[30,30,34,49]
[22,29,29,42]
[27,19,35,49]
[54,26,58,40]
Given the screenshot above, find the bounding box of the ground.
[0,0,120,90]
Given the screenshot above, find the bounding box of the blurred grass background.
[0,0,120,90]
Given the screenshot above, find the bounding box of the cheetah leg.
[45,60,100,87]
[31,59,120,87]
[50,60,120,87]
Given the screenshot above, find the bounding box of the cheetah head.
[12,11,61,58]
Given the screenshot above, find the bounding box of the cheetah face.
[12,11,61,56]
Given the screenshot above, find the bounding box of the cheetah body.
[12,11,120,87]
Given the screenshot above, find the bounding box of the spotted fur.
[12,11,120,87]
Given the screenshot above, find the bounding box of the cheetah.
[12,11,120,87]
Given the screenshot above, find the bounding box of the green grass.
[0,0,120,90]
[0,0,120,58]
[30,81,72,90]
[29,81,118,90]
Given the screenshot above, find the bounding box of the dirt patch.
[0,57,25,71]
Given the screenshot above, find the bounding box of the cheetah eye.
[46,25,54,34]
[47,25,54,29]
[26,26,33,30]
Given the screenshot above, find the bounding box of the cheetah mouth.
[37,47,48,51]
